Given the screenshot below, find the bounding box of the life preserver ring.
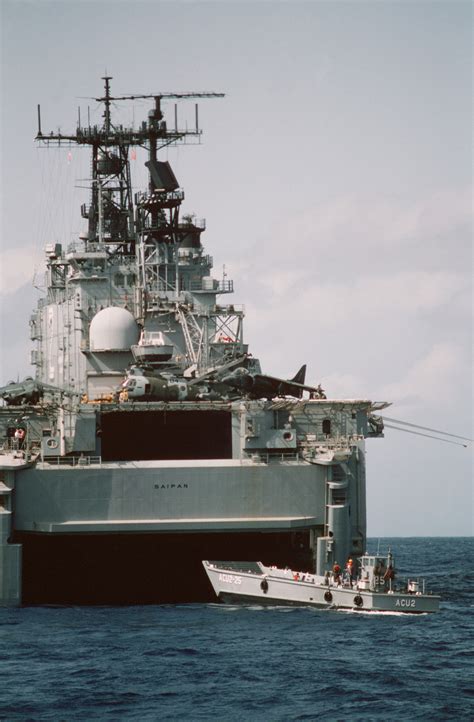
[324,591,333,603]
[260,578,269,594]
[354,594,363,608]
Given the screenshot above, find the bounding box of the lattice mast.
[36,76,223,252]
[35,77,245,372]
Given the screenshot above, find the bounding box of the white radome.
[89,306,139,351]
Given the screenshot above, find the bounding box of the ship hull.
[2,407,372,606]
[10,457,325,603]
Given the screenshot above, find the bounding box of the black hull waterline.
[15,530,313,605]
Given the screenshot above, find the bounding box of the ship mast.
[36,77,224,253]
[35,78,242,373]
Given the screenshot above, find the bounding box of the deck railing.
[39,455,102,467]
[244,451,301,464]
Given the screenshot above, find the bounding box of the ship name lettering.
[154,483,189,490]
[395,598,416,608]
[219,573,242,585]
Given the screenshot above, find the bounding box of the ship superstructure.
[0,79,387,606]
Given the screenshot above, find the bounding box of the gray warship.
[0,78,390,606]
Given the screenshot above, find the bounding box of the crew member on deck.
[14,427,26,449]
[345,558,354,586]
[332,561,341,583]
[384,564,395,582]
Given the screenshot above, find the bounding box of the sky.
[0,0,472,536]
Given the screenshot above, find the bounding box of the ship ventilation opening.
[100,410,232,461]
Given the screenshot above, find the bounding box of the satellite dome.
[89,307,139,351]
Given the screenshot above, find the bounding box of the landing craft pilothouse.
[0,76,445,609]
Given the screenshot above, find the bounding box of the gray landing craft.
[0,77,431,608]
[203,550,440,613]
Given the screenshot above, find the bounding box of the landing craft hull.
[203,562,441,614]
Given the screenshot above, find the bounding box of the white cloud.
[247,269,468,333]
[315,372,371,400]
[243,265,471,418]
[237,186,472,413]
[234,186,473,282]
[377,343,469,410]
[0,248,37,296]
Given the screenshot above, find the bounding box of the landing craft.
[202,551,441,613]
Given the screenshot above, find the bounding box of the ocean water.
[1,537,472,721]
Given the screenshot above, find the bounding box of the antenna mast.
[35,78,225,255]
[102,75,112,133]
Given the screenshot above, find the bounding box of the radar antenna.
[35,77,225,254]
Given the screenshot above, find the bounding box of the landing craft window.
[322,419,331,435]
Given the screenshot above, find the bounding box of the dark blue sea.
[1,538,472,721]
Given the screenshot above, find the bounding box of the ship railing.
[212,303,245,315]
[136,189,185,207]
[2,439,41,453]
[189,279,217,292]
[0,440,41,462]
[300,434,363,448]
[177,251,213,267]
[244,451,300,464]
[217,280,234,293]
[179,218,206,230]
[66,241,108,256]
[39,455,102,468]
[182,280,235,294]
